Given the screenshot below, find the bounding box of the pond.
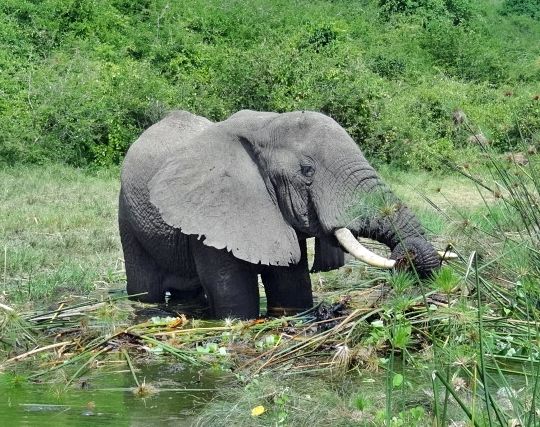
[0,299,234,427]
[0,362,229,427]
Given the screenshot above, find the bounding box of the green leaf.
[392,373,404,388]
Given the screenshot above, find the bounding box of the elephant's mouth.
[334,228,457,270]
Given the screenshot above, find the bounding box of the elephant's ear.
[311,237,346,272]
[148,125,301,266]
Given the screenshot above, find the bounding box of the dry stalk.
[0,341,73,366]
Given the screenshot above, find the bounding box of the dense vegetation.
[1,0,539,169]
[3,2,540,425]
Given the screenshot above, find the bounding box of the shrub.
[378,0,475,25]
[501,0,540,19]
[0,0,539,170]
[368,54,406,79]
[506,99,540,148]
[298,26,338,53]
[420,19,508,83]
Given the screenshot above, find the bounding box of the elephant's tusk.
[437,250,459,260]
[334,228,396,269]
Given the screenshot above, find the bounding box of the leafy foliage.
[1,0,539,169]
[378,0,476,25]
[501,0,540,19]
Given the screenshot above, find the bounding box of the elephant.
[119,110,450,319]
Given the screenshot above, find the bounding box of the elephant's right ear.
[148,124,301,266]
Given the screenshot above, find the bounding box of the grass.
[2,158,540,425]
[0,164,123,304]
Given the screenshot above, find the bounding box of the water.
[1,297,231,427]
[0,363,227,426]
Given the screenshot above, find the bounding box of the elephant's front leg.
[262,239,313,317]
[191,237,259,319]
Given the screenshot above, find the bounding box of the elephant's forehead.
[279,111,337,130]
[275,114,354,146]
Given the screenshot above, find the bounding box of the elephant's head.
[149,110,443,277]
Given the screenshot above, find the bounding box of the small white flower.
[451,374,467,392]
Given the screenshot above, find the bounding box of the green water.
[0,362,228,427]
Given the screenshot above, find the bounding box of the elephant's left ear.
[148,125,301,266]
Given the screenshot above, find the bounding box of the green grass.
[0,165,122,303]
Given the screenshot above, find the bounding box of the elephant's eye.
[300,165,315,178]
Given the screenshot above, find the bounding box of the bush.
[367,54,406,79]
[0,0,539,170]
[501,0,540,19]
[420,19,508,83]
[506,99,540,148]
[378,0,475,25]
[298,25,338,53]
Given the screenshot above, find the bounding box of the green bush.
[298,25,338,53]
[378,0,475,25]
[1,0,539,169]
[501,0,540,19]
[420,19,508,83]
[367,54,407,79]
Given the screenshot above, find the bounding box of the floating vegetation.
[132,380,159,398]
[1,266,538,379]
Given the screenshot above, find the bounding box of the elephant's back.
[121,110,212,189]
[120,111,211,223]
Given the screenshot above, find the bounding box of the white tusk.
[334,228,396,269]
[438,250,459,260]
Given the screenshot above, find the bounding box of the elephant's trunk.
[315,162,442,277]
[354,202,441,277]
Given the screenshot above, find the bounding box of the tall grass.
[420,129,540,425]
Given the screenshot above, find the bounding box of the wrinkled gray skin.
[119,110,439,319]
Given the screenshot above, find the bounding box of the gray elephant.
[119,110,446,319]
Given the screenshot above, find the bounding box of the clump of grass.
[195,374,380,427]
[431,266,461,294]
[132,380,159,398]
[331,343,352,374]
[0,303,37,354]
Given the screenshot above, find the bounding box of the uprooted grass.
[1,253,539,426]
